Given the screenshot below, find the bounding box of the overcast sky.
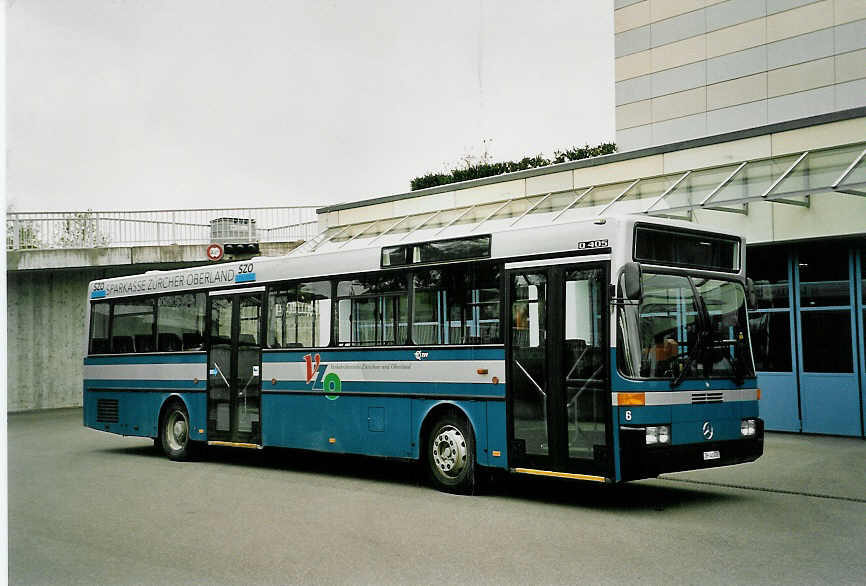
[7,0,614,212]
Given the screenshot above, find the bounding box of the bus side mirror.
[623,262,642,301]
[746,278,757,309]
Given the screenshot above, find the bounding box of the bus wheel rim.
[432,425,467,477]
[166,410,188,452]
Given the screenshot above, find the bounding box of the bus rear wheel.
[161,401,194,461]
[426,413,476,494]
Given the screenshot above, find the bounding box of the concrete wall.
[6,241,302,411]
[7,266,139,411]
[614,0,866,150]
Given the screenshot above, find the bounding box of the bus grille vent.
[691,392,724,404]
[96,399,119,423]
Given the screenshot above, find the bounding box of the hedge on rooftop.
[410,142,617,191]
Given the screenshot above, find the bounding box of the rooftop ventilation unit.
[210,217,258,243]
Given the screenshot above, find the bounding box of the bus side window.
[89,301,110,354]
[111,298,155,354]
[268,281,331,348]
[412,262,501,346]
[157,293,206,352]
[337,275,408,346]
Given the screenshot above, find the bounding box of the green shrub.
[410,142,616,191]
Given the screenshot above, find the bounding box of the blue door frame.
[753,256,800,432]
[794,248,862,437]
[855,249,866,437]
[753,243,865,438]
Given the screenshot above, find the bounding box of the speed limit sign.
[206,243,224,261]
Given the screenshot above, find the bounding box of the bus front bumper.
[619,419,764,481]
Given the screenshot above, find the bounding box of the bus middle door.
[207,288,264,446]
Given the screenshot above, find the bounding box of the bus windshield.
[617,272,755,385]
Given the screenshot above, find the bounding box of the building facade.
[316,108,866,437]
[614,0,866,151]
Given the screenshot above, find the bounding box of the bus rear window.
[634,226,739,272]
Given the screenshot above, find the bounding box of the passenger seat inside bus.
[135,335,154,353]
[182,333,204,351]
[158,333,182,352]
[111,336,134,353]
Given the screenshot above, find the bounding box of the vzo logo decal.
[414,350,429,361]
[304,353,341,400]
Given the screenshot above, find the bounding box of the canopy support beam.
[598,179,640,216]
[551,186,594,222]
[510,193,552,227]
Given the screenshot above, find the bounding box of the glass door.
[795,244,860,436]
[207,290,264,445]
[508,263,611,475]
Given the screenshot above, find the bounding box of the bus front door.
[507,263,612,479]
[207,289,264,446]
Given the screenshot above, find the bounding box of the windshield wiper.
[671,280,711,388]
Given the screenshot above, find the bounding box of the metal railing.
[6,207,320,250]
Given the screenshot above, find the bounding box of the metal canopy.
[296,141,866,255]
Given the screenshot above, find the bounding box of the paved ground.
[9,409,866,585]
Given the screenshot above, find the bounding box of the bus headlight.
[645,425,671,445]
[741,419,756,437]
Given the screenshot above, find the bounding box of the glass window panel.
[89,302,110,354]
[861,250,866,304]
[770,144,866,198]
[710,155,800,205]
[330,221,376,243]
[564,268,607,460]
[338,275,406,297]
[111,298,155,353]
[381,245,408,267]
[651,165,741,211]
[801,310,853,373]
[239,295,262,346]
[747,246,790,309]
[512,274,546,349]
[634,227,739,272]
[337,275,407,346]
[838,147,866,189]
[210,297,233,347]
[618,273,758,381]
[535,191,579,215]
[413,236,490,263]
[268,281,331,348]
[798,242,851,307]
[413,263,501,345]
[511,272,548,456]
[389,211,437,235]
[452,202,502,226]
[157,293,206,351]
[616,175,676,205]
[426,207,467,229]
[749,311,792,372]
[573,181,633,209]
[487,196,542,222]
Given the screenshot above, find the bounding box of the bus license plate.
[703,450,721,461]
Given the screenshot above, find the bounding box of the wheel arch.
[417,401,482,463]
[157,393,192,436]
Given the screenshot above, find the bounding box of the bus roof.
[88,213,743,298]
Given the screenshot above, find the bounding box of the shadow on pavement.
[100,441,737,511]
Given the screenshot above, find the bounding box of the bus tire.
[161,400,194,461]
[426,413,476,495]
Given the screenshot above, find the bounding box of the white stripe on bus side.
[83,363,207,381]
[262,359,506,385]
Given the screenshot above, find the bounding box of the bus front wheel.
[161,401,194,461]
[426,413,476,494]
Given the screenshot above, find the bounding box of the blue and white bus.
[83,213,763,493]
